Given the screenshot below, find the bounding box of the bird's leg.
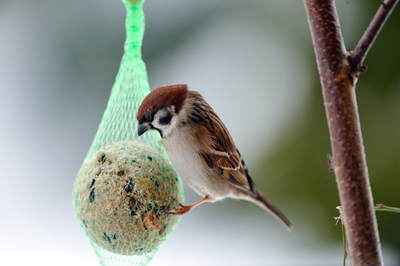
[168,196,210,215]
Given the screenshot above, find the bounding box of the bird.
[137,84,292,231]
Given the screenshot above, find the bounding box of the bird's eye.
[145,113,152,121]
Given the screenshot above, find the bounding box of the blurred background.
[1,0,399,265]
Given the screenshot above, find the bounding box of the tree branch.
[351,0,399,72]
[303,0,386,265]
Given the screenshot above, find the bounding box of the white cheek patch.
[158,115,179,138]
[166,115,179,135]
[152,107,179,138]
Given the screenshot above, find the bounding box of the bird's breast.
[162,128,230,200]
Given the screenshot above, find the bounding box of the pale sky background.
[0,1,398,265]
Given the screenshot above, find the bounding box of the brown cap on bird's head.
[137,84,189,122]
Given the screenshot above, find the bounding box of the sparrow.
[137,84,292,230]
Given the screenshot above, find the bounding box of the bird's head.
[137,84,189,138]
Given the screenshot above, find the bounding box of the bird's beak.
[138,123,150,136]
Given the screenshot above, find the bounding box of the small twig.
[341,220,347,266]
[350,0,399,72]
[375,203,400,213]
[336,203,400,265]
[335,207,347,266]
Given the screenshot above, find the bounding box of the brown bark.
[351,0,399,71]
[302,1,397,265]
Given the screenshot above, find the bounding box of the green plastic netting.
[72,0,184,265]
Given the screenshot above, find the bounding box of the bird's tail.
[251,186,293,231]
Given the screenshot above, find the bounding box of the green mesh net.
[72,0,184,265]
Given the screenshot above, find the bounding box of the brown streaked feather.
[188,91,255,195]
[137,84,188,121]
[204,151,255,194]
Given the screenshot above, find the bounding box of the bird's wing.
[200,150,254,193]
[196,103,255,195]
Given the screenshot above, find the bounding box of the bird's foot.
[167,196,210,215]
[167,205,192,215]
